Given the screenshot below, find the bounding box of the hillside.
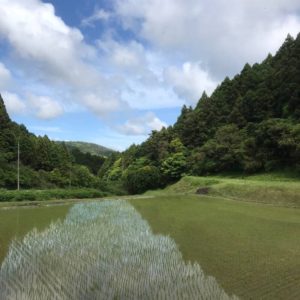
[0,96,106,189]
[99,34,300,194]
[57,141,115,157]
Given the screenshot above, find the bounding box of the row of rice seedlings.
[0,200,238,299]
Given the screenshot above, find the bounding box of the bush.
[123,165,161,194]
[71,165,98,188]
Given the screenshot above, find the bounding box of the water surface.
[0,204,71,263]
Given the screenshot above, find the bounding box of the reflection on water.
[0,204,72,264]
[0,200,238,299]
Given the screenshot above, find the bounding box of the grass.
[0,188,109,202]
[129,194,300,299]
[146,174,300,208]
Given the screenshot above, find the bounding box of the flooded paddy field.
[0,195,299,299]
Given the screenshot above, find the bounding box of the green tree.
[123,165,161,194]
[161,138,187,180]
[71,165,96,188]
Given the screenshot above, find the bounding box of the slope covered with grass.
[147,174,300,208]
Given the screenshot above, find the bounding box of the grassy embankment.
[129,173,300,299]
[146,172,300,208]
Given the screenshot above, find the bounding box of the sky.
[0,0,299,150]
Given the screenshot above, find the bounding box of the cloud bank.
[0,0,299,142]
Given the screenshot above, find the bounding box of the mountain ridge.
[56,141,115,157]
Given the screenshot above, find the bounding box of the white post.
[17,139,20,191]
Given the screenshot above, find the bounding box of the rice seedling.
[0,200,237,299]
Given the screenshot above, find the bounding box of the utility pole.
[17,139,20,191]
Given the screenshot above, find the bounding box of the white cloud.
[81,92,128,116]
[2,91,26,115]
[111,42,143,70]
[0,62,11,89]
[81,9,111,27]
[164,62,217,104]
[0,0,299,145]
[97,38,151,74]
[114,0,300,78]
[28,94,64,119]
[146,113,168,131]
[117,112,167,136]
[97,38,184,109]
[0,0,124,116]
[0,0,90,84]
[121,81,183,110]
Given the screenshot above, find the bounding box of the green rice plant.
[0,200,237,299]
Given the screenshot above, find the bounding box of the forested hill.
[98,34,300,194]
[0,97,107,189]
[1,34,299,194]
[57,141,114,157]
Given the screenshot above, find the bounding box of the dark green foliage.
[101,34,300,194]
[253,119,300,171]
[189,125,245,174]
[0,94,10,127]
[123,165,161,194]
[71,165,98,188]
[69,147,105,175]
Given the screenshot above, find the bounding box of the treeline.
[0,100,109,190]
[98,34,300,193]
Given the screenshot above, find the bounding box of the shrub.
[123,165,161,194]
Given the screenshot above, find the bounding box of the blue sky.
[0,0,299,150]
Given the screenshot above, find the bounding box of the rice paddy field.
[0,175,299,299]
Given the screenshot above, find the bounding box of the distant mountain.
[58,141,115,157]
